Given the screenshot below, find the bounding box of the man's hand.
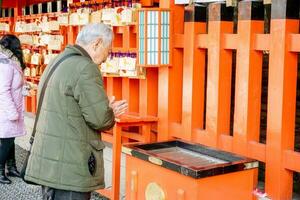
[109,96,128,117]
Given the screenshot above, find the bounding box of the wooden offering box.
[123,140,258,200]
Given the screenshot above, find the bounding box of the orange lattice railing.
[155,1,300,199]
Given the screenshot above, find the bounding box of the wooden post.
[158,1,184,141]
[67,26,78,45]
[139,68,158,117]
[198,3,234,147]
[265,0,299,199]
[111,125,122,200]
[181,5,206,141]
[233,1,264,156]
[106,77,122,100]
[14,0,23,19]
[122,78,139,113]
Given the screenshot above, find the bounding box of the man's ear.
[93,38,104,50]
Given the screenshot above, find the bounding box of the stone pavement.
[0,113,126,200]
[0,145,109,200]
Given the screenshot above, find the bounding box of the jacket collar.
[0,45,23,75]
[0,45,21,68]
[72,44,93,61]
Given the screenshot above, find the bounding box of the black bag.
[20,53,78,184]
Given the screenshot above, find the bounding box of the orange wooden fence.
[103,0,300,199]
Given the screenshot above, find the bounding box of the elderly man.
[25,23,128,199]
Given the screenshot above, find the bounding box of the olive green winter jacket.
[25,45,115,192]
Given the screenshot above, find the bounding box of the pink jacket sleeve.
[0,63,19,121]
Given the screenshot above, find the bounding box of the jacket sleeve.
[0,63,19,121]
[74,63,115,131]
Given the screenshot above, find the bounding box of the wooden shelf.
[0,17,13,22]
[25,63,46,66]
[22,44,47,50]
[69,0,115,9]
[22,44,62,52]
[17,12,62,20]
[112,47,137,53]
[114,24,137,33]
[102,73,146,80]
[25,76,41,82]
[0,31,12,35]
[15,30,61,35]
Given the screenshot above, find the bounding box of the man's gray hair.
[76,23,113,47]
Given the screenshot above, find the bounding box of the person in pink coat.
[0,35,26,184]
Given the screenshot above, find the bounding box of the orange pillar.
[158,1,184,141]
[198,3,233,147]
[67,26,78,45]
[25,96,32,113]
[111,125,122,200]
[60,26,68,49]
[103,77,107,91]
[181,6,206,141]
[31,91,37,114]
[106,77,122,100]
[233,1,264,156]
[265,0,299,199]
[14,0,23,18]
[157,66,171,141]
[122,26,130,49]
[139,68,158,117]
[122,78,139,113]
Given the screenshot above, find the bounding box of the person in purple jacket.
[0,35,26,184]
